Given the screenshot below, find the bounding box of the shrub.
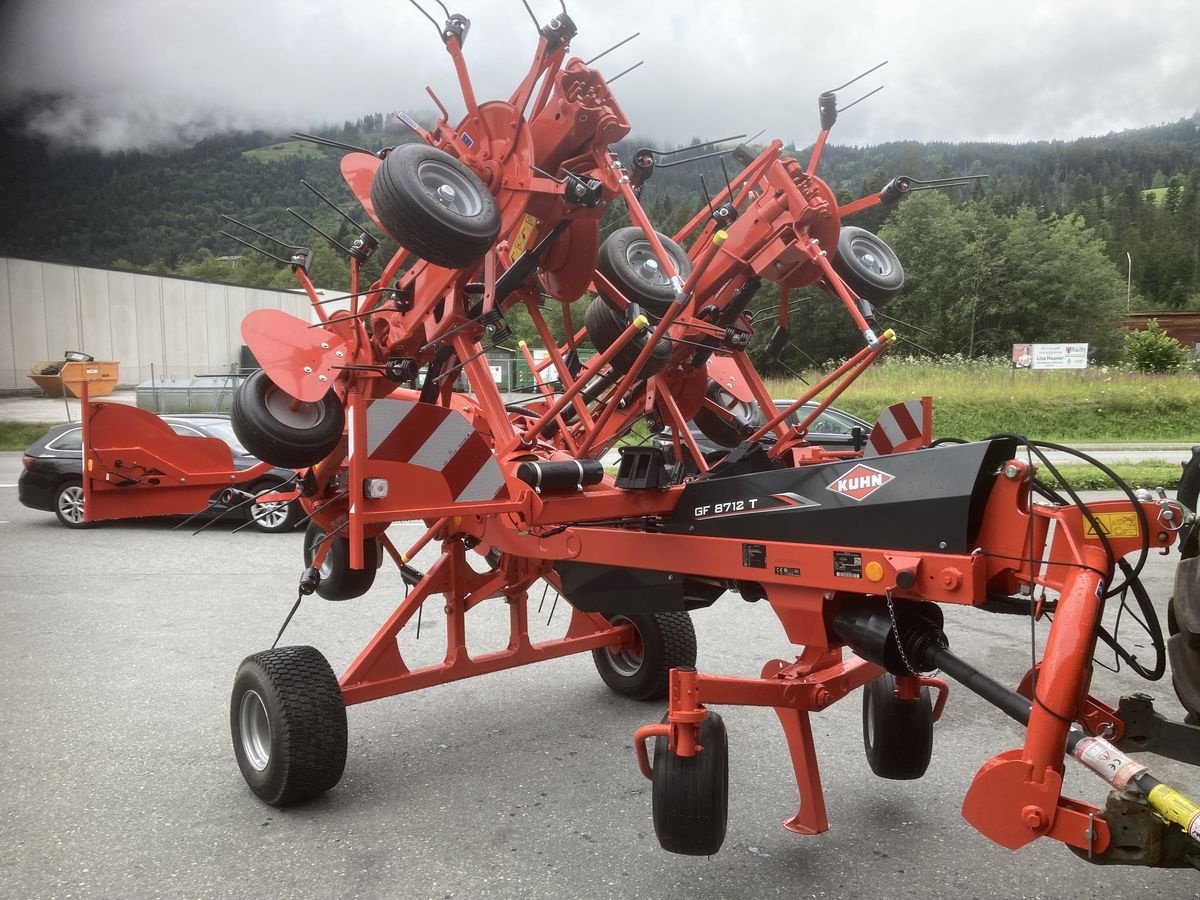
[1124,319,1190,373]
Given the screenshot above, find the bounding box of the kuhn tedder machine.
[223,4,1200,867]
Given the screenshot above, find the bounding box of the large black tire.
[652,710,729,856]
[230,645,347,806]
[592,611,697,701]
[304,521,379,601]
[232,369,344,469]
[832,226,905,305]
[862,672,934,779]
[370,143,500,269]
[596,226,693,317]
[54,479,89,528]
[692,379,757,449]
[584,296,672,378]
[247,479,302,534]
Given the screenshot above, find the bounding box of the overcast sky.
[1,0,1197,153]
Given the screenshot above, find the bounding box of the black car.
[18,414,302,531]
[655,400,872,468]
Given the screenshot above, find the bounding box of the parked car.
[655,400,872,468]
[17,414,302,531]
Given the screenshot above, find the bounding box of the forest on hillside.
[0,105,1197,364]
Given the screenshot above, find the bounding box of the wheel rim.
[310,530,334,578]
[624,240,672,287]
[418,159,483,216]
[604,615,645,677]
[263,383,326,430]
[848,234,893,277]
[58,484,85,524]
[254,498,290,529]
[238,690,272,771]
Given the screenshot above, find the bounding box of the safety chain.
[885,589,917,675]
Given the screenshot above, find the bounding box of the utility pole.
[1126,251,1132,310]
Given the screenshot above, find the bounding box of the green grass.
[1144,186,1168,205]
[0,421,53,451]
[1047,462,1181,491]
[241,140,327,162]
[767,357,1200,442]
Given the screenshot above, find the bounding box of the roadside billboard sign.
[1012,343,1088,370]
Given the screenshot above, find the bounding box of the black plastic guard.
[664,439,1017,554]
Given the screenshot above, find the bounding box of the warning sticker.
[509,214,538,262]
[1084,512,1139,540]
[834,551,862,579]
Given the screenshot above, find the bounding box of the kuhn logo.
[826,464,894,502]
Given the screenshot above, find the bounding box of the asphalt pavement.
[1,452,1198,899]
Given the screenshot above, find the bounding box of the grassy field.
[1144,186,1168,205]
[241,140,327,162]
[766,356,1200,443]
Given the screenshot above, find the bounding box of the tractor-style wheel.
[583,296,672,378]
[596,226,693,317]
[230,645,347,805]
[1170,446,1200,722]
[304,521,379,601]
[862,672,934,779]
[592,611,697,701]
[247,480,302,534]
[370,143,500,269]
[232,369,344,469]
[832,226,905,305]
[54,479,89,528]
[652,710,729,856]
[692,379,757,449]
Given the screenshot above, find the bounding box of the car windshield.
[196,420,251,457]
[747,403,859,435]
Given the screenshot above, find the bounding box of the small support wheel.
[591,611,696,701]
[692,378,757,449]
[54,479,89,528]
[230,645,347,805]
[304,521,379,601]
[583,296,671,378]
[232,369,344,469]
[652,710,729,856]
[862,672,934,779]
[595,226,693,317]
[832,226,905,305]
[370,143,500,269]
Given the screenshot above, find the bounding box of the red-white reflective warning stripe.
[365,400,507,502]
[864,399,928,457]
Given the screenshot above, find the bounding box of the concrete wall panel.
[0,259,15,389]
[76,267,114,360]
[2,257,311,390]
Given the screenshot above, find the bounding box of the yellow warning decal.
[1084,512,1140,540]
[509,214,538,262]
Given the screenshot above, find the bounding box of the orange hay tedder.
[222,3,1200,867]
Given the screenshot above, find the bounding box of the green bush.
[1124,319,1190,373]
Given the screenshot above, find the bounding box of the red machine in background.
[223,4,1200,869]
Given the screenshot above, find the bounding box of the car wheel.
[304,521,379,601]
[231,369,344,469]
[247,481,302,534]
[862,672,934,779]
[592,611,697,701]
[370,143,500,269]
[596,226,693,317]
[832,226,905,304]
[230,645,347,805]
[54,479,89,528]
[652,710,729,856]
